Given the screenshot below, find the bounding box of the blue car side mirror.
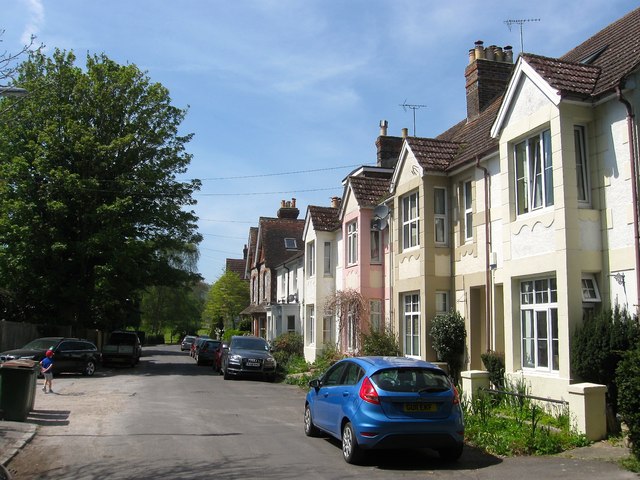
[309,379,321,390]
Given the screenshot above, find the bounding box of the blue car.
[304,356,464,464]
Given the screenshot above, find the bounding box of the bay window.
[403,293,420,356]
[402,192,419,250]
[347,221,358,265]
[434,187,447,245]
[515,129,553,215]
[520,278,559,371]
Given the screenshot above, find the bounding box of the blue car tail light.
[359,377,380,405]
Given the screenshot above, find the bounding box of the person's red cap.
[45,350,54,357]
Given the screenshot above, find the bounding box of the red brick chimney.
[465,41,514,121]
[277,198,300,219]
[375,120,404,169]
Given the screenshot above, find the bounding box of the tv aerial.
[400,100,427,137]
[504,18,540,54]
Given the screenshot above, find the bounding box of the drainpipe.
[616,85,640,316]
[284,266,290,303]
[476,156,492,351]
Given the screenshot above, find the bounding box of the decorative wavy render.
[512,216,555,236]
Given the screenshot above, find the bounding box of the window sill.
[518,368,560,377]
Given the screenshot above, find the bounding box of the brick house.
[241,199,304,338]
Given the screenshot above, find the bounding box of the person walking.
[40,349,54,393]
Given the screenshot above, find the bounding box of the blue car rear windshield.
[371,368,451,393]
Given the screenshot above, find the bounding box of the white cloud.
[21,0,45,46]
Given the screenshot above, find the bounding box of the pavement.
[0,420,37,473]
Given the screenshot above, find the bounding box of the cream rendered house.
[489,8,640,401]
[302,201,341,362]
[271,252,303,341]
[384,9,640,426]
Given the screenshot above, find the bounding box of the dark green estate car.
[0,337,101,376]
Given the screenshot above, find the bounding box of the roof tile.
[308,205,340,231]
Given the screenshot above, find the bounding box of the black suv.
[221,335,277,381]
[0,337,101,376]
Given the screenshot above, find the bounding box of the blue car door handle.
[343,392,349,397]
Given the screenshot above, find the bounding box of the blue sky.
[2,0,638,284]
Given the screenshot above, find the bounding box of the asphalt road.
[6,345,637,479]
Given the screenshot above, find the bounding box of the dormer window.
[514,129,554,215]
[284,238,297,249]
[579,45,608,65]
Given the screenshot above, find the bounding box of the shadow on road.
[320,435,503,471]
[26,409,71,427]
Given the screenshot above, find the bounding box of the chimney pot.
[474,40,486,60]
[280,200,286,208]
[291,198,296,208]
[379,120,388,136]
[486,45,496,61]
[468,48,476,64]
[331,196,341,209]
[401,127,408,138]
[504,45,513,63]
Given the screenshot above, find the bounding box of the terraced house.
[303,7,638,418]
[241,199,304,339]
[379,7,640,431]
[236,9,639,437]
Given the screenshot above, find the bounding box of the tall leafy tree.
[0,49,202,329]
[203,271,249,333]
[140,281,208,337]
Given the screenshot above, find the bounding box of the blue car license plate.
[404,402,437,413]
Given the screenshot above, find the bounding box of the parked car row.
[181,334,278,382]
[0,331,144,376]
[181,335,226,371]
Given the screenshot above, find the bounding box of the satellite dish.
[371,217,388,231]
[373,204,390,220]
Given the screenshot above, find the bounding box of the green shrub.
[616,346,640,459]
[271,332,304,376]
[313,344,344,373]
[571,306,640,415]
[481,350,505,389]
[360,327,401,356]
[430,310,466,383]
[272,332,303,357]
[462,382,590,456]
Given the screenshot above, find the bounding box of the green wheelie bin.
[0,359,38,422]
